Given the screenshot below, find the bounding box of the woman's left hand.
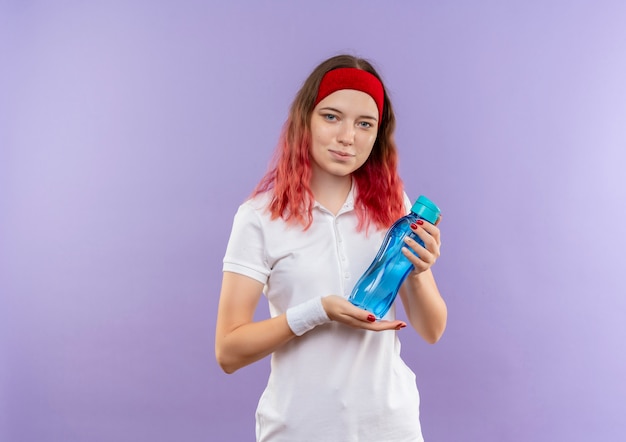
[401,220,441,274]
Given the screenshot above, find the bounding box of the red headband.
[314,67,384,124]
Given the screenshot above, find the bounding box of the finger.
[328,298,408,331]
[333,303,382,325]
[410,224,440,251]
[350,305,380,324]
[403,237,436,265]
[415,219,440,239]
[411,220,441,247]
[407,226,440,260]
[370,320,407,331]
[337,311,406,331]
[402,246,431,272]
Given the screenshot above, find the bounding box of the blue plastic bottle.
[348,195,442,319]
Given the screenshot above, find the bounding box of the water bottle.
[348,195,441,319]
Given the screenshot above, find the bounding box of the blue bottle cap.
[411,195,442,225]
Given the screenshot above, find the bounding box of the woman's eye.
[358,121,373,129]
[324,114,337,121]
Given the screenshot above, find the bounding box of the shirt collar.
[312,179,356,214]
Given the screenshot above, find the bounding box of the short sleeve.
[403,191,413,214]
[222,203,270,285]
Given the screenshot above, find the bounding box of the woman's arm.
[398,221,448,343]
[216,272,410,374]
[215,271,296,374]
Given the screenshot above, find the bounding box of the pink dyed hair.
[252,55,406,231]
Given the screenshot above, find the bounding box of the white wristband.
[286,296,331,336]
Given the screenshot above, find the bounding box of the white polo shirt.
[223,186,424,442]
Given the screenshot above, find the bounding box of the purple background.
[2,1,626,441]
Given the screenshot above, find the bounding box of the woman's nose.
[337,122,355,145]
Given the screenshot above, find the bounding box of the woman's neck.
[310,171,352,215]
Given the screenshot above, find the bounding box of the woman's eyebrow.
[318,106,378,121]
[318,106,343,114]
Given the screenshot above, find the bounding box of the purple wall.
[2,1,625,441]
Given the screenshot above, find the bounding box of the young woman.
[215,54,447,442]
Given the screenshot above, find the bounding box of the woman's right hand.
[321,295,406,331]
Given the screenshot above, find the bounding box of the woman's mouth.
[329,149,355,159]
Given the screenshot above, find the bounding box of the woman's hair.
[252,54,406,232]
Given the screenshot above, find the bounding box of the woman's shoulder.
[233,191,273,220]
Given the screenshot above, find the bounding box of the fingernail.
[367,314,376,322]
[416,220,424,225]
[396,323,407,330]
[410,223,418,230]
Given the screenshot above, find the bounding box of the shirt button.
[344,272,350,279]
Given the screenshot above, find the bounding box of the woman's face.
[309,89,379,180]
